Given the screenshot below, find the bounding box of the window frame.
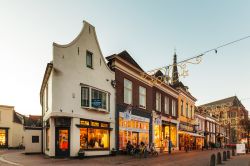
[79,119,110,150]
[86,51,93,69]
[164,96,169,114]
[124,78,133,105]
[80,85,109,112]
[139,86,146,109]
[156,92,161,112]
[172,100,176,116]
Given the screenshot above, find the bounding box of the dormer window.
[86,51,93,68]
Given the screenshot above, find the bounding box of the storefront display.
[0,129,7,146]
[79,119,110,150]
[153,122,177,150]
[119,116,149,149]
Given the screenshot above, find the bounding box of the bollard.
[223,151,227,161]
[217,152,222,165]
[227,150,230,159]
[232,148,235,156]
[210,154,216,166]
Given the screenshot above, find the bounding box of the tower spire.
[171,51,179,85]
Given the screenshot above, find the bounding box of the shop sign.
[119,127,149,133]
[236,144,246,154]
[179,123,194,132]
[92,99,102,108]
[155,117,161,125]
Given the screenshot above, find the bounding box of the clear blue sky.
[0,0,249,115]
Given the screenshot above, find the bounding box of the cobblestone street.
[0,149,249,166]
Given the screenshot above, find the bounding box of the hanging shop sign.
[155,116,162,125]
[179,123,195,132]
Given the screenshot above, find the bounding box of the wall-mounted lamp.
[111,80,116,88]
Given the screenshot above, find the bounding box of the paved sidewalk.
[0,149,249,166]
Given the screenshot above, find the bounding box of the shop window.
[80,128,88,149]
[139,86,146,109]
[86,51,93,68]
[81,87,89,107]
[87,128,109,149]
[156,92,161,112]
[154,125,161,147]
[164,97,169,114]
[46,128,50,150]
[124,79,132,104]
[32,136,39,143]
[0,129,6,146]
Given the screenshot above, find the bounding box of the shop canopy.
[178,131,204,137]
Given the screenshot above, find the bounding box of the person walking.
[169,140,172,154]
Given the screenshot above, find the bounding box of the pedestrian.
[168,140,172,154]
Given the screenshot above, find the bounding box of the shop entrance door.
[55,127,70,157]
[132,132,139,146]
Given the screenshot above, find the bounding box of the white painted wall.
[24,129,42,153]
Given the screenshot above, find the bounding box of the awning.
[178,131,204,137]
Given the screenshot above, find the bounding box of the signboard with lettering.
[155,117,162,125]
[236,144,246,154]
[179,123,195,132]
[92,99,102,108]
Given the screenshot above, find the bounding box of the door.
[132,132,139,146]
[55,127,70,157]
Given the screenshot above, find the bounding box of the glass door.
[55,128,70,157]
[132,132,139,146]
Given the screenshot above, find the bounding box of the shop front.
[153,115,178,151]
[118,112,150,150]
[178,122,204,150]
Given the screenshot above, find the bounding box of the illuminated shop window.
[0,129,6,146]
[80,119,110,150]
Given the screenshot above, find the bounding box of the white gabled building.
[40,21,116,157]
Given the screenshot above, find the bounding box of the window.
[91,89,106,109]
[190,106,193,119]
[186,103,189,118]
[124,79,132,104]
[172,100,177,116]
[86,51,93,68]
[81,86,108,111]
[0,129,7,146]
[81,87,89,107]
[46,128,50,150]
[164,97,169,114]
[32,136,39,143]
[230,112,236,118]
[139,86,146,109]
[156,92,161,112]
[45,84,48,112]
[181,100,184,116]
[80,119,110,150]
[231,119,236,125]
